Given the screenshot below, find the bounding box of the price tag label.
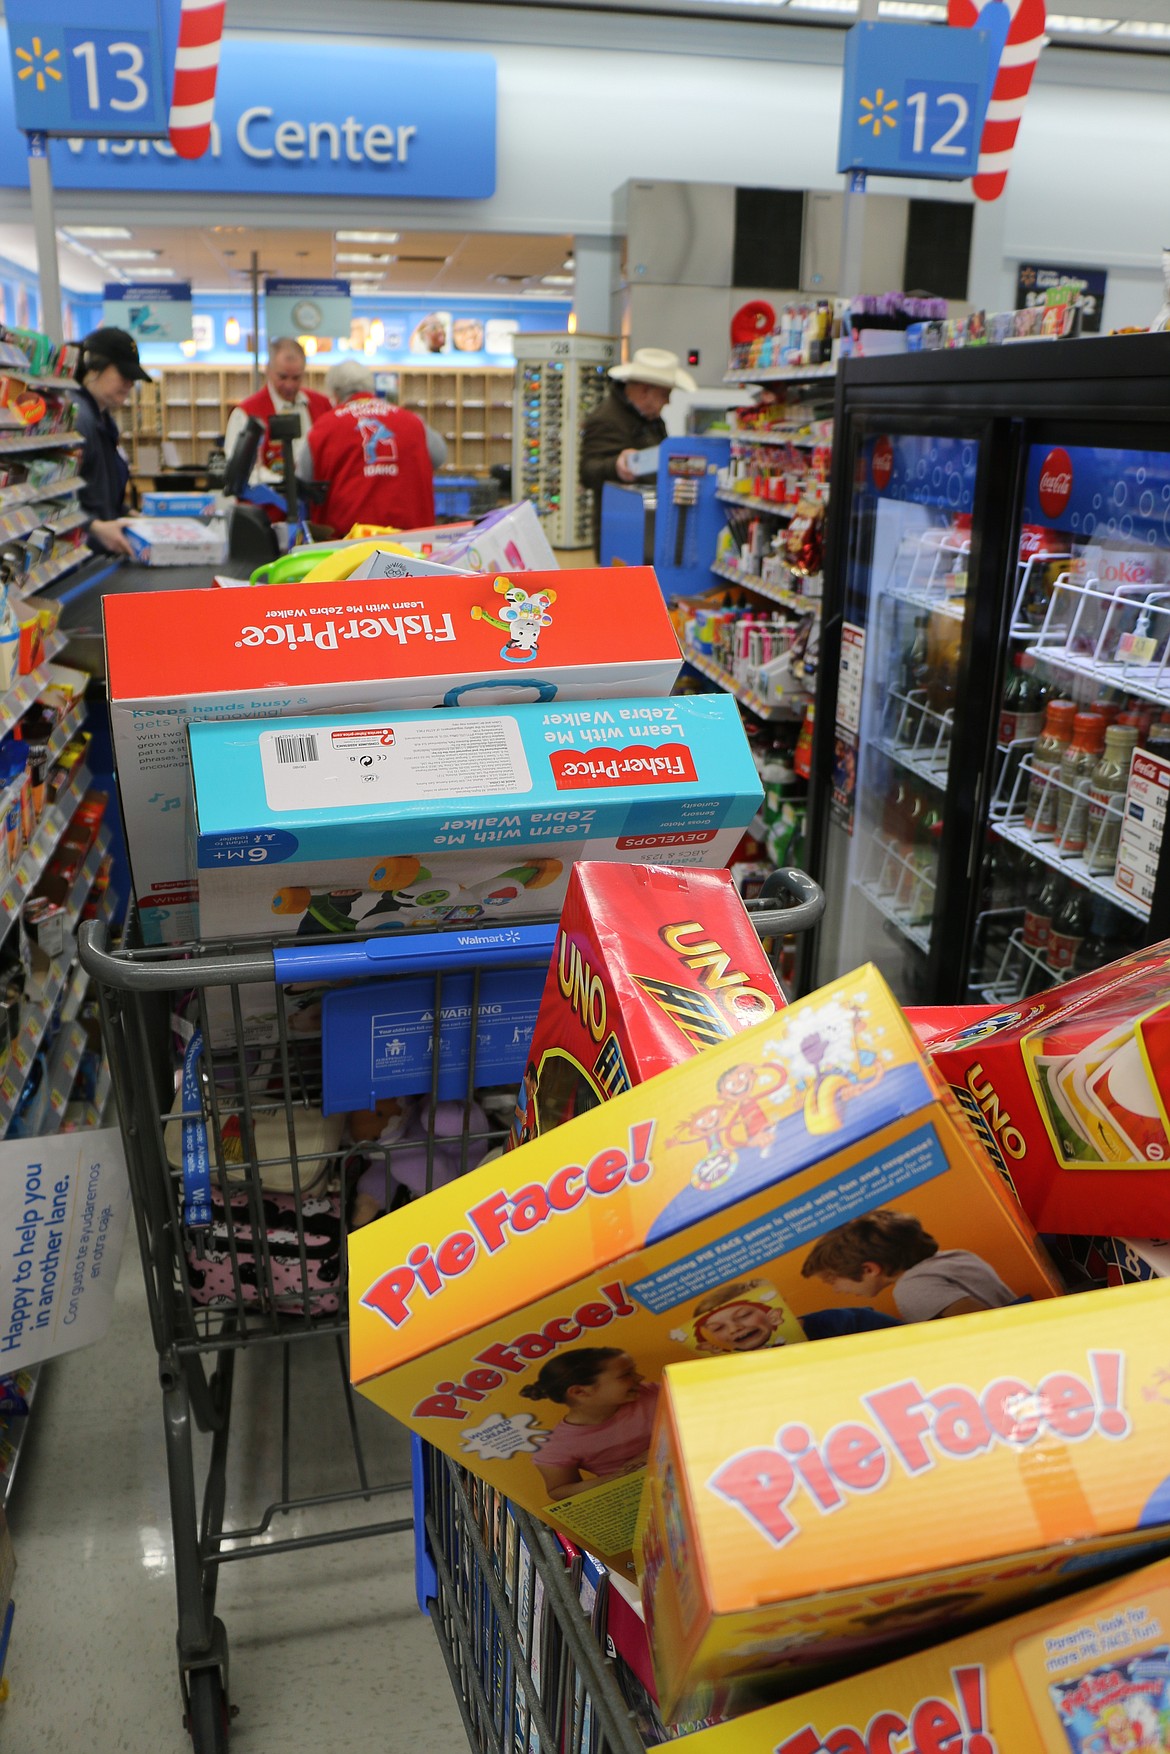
[1117,632,1158,664]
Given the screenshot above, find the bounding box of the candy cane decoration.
[948,0,1046,201]
[168,0,226,160]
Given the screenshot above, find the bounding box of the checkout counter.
[598,435,731,598]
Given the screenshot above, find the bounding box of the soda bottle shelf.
[880,527,970,623]
[1024,570,1170,709]
[877,690,952,791]
[975,918,1080,1006]
[1008,550,1073,640]
[854,834,936,955]
[988,750,1146,921]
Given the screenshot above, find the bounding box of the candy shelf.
[0,475,81,518]
[0,433,82,455]
[43,1019,89,1130]
[0,1367,40,1510]
[0,637,67,741]
[724,363,836,385]
[710,557,822,614]
[716,489,797,519]
[0,760,93,933]
[26,376,78,393]
[682,642,805,720]
[727,426,819,448]
[23,543,90,595]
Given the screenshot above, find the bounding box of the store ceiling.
[503,0,1170,48]
[51,225,576,298]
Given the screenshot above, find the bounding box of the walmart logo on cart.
[0,30,497,199]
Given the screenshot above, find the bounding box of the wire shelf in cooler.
[877,689,953,788]
[880,579,966,623]
[855,835,936,954]
[1008,550,1072,640]
[1024,571,1170,708]
[991,817,1147,922]
[855,876,932,954]
[876,736,950,791]
[978,923,1080,1007]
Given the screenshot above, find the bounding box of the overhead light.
[336,252,395,264]
[788,0,858,12]
[879,0,945,15]
[540,275,575,287]
[1114,17,1170,32]
[128,267,177,277]
[1046,12,1117,28]
[224,317,241,345]
[563,258,575,272]
[102,248,162,260]
[336,230,400,245]
[65,225,132,239]
[349,274,385,285]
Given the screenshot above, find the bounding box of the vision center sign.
[0,26,497,198]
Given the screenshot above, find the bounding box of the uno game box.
[509,863,785,1148]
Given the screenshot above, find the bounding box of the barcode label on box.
[273,734,319,765]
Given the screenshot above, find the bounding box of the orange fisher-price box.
[637,1279,1170,1724]
[102,566,681,944]
[348,964,1060,1572]
[924,940,1170,1236]
[509,862,785,1148]
[679,1552,1170,1753]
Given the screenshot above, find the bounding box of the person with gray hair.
[320,361,447,468]
[301,354,435,536]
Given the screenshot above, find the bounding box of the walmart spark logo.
[14,37,62,94]
[858,87,898,136]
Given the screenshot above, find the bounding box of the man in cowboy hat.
[579,346,696,542]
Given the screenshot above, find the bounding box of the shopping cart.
[78,865,822,1753]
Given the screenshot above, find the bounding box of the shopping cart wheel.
[185,1668,230,1752]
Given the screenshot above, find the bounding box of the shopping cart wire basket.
[79,865,823,1753]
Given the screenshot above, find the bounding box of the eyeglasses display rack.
[512,332,616,550]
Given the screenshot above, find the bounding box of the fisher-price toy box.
[347,964,1060,1575]
[188,696,761,941]
[923,939,1170,1237]
[678,1553,1170,1753]
[103,567,681,945]
[509,862,784,1148]
[637,1279,1170,1724]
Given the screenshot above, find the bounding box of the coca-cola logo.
[1038,447,1073,518]
[872,436,894,492]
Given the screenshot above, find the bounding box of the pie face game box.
[348,965,1060,1572]
[103,566,680,943]
[925,940,1170,1235]
[509,863,785,1148]
[677,1554,1170,1753]
[638,1279,1170,1723]
[189,695,761,940]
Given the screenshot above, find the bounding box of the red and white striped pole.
[168,0,226,161]
[948,0,1046,201]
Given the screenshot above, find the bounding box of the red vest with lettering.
[238,385,331,470]
[306,396,435,537]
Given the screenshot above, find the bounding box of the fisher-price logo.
[360,1123,655,1331]
[550,748,698,790]
[235,613,456,650]
[709,1350,1129,1550]
[777,1665,996,1754]
[1038,448,1074,519]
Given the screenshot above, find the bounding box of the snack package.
[189,696,761,941]
[677,1554,1170,1752]
[924,940,1170,1234]
[637,1278,1170,1722]
[510,863,784,1148]
[348,964,1060,1574]
[103,567,681,944]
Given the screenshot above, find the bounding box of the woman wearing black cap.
[74,326,151,557]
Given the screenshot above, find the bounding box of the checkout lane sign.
[837,21,997,181]
[4,0,179,137]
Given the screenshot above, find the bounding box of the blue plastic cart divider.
[272,921,558,986]
[412,1436,438,1615]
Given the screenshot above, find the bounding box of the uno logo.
[1038,448,1074,519]
[872,437,894,493]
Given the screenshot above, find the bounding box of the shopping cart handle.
[744,866,825,937]
[271,922,560,986]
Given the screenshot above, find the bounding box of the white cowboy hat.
[609,347,697,393]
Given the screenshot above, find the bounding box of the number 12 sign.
[838,22,997,182]
[5,0,179,137]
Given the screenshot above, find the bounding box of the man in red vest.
[302,361,435,537]
[223,337,331,486]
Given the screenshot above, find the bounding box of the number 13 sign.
[5,0,179,137]
[838,22,997,182]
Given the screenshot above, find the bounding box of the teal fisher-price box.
[188,696,762,940]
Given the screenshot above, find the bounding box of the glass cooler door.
[967,439,1170,1004]
[816,428,984,1005]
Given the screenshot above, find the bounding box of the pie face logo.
[1038,447,1074,519]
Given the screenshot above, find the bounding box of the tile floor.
[3,1245,468,1752]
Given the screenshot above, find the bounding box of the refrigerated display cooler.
[804,334,1170,1007]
